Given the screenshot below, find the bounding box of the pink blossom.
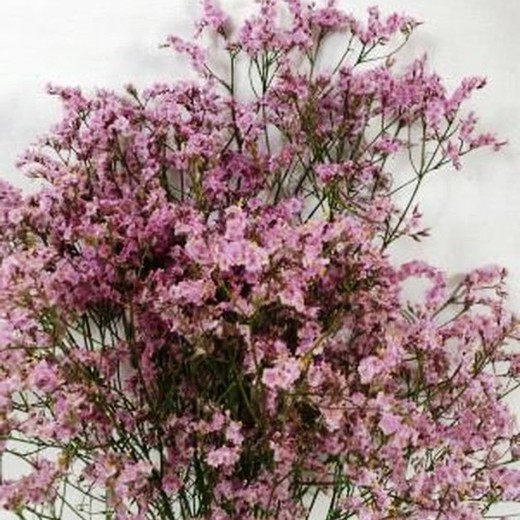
[170,279,214,305]
[29,360,59,393]
[262,358,301,391]
[206,446,240,468]
[358,355,384,384]
[379,411,401,436]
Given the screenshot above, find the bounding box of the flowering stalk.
[0,1,519,519]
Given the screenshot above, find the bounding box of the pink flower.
[224,206,248,241]
[216,239,268,273]
[198,0,229,35]
[279,281,306,313]
[316,163,341,183]
[379,411,401,436]
[29,360,58,393]
[322,407,343,432]
[262,358,301,391]
[163,36,208,74]
[358,355,384,384]
[225,420,244,446]
[170,279,214,305]
[206,446,240,469]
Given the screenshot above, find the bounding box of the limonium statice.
[0,1,519,519]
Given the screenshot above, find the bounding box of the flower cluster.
[0,1,518,519]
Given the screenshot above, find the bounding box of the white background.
[0,0,519,518]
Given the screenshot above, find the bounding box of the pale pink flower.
[206,446,240,468]
[262,358,301,391]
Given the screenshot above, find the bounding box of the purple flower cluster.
[0,1,518,519]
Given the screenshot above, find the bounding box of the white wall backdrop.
[0,0,519,518]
